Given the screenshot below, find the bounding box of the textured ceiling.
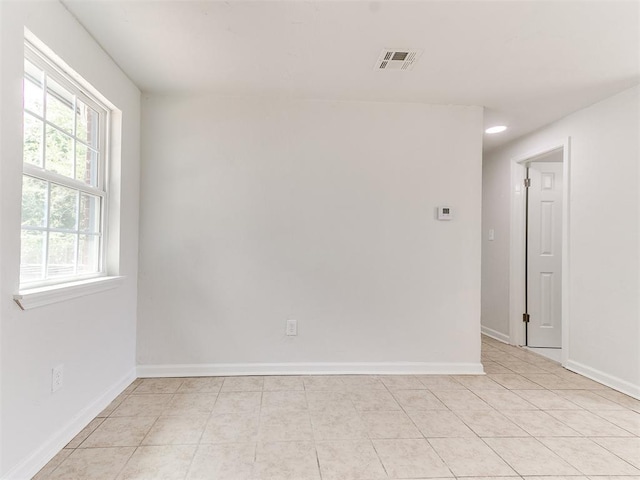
[63,0,640,150]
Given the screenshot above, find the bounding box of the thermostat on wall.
[437,206,453,220]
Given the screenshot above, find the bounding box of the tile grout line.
[35,340,640,479]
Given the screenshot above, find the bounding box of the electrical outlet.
[286,319,297,336]
[52,364,64,393]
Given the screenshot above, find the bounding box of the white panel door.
[527,161,563,347]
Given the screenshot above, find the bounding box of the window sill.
[14,276,124,310]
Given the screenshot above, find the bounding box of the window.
[20,41,110,288]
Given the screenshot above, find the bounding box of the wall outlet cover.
[286,319,298,336]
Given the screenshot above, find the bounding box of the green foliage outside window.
[20,51,105,285]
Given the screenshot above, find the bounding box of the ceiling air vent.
[375,49,422,71]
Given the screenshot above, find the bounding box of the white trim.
[24,29,118,112]
[508,137,571,367]
[560,141,571,366]
[1,368,136,480]
[23,164,106,197]
[509,158,527,346]
[22,39,111,290]
[480,326,511,344]
[565,360,640,400]
[137,362,485,378]
[13,275,124,310]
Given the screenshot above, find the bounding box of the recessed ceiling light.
[485,125,507,134]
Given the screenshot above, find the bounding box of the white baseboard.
[137,361,485,377]
[565,359,640,400]
[481,325,511,344]
[2,368,136,480]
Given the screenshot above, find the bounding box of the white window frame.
[15,40,122,308]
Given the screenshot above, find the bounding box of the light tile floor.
[34,336,640,479]
[525,347,562,363]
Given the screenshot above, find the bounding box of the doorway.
[525,157,563,360]
[509,139,570,364]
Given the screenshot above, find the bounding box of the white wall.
[480,148,511,342]
[482,85,640,396]
[0,1,141,477]
[138,95,483,374]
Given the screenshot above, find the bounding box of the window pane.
[78,234,100,274]
[47,232,76,278]
[49,184,78,230]
[75,143,99,186]
[76,100,99,148]
[45,126,74,177]
[79,193,100,233]
[24,60,44,115]
[21,176,48,227]
[21,45,108,287]
[20,230,46,283]
[24,82,44,117]
[24,114,43,167]
[46,78,74,134]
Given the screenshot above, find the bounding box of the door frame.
[508,137,571,365]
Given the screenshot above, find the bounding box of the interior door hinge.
[522,313,530,323]
[523,178,531,188]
